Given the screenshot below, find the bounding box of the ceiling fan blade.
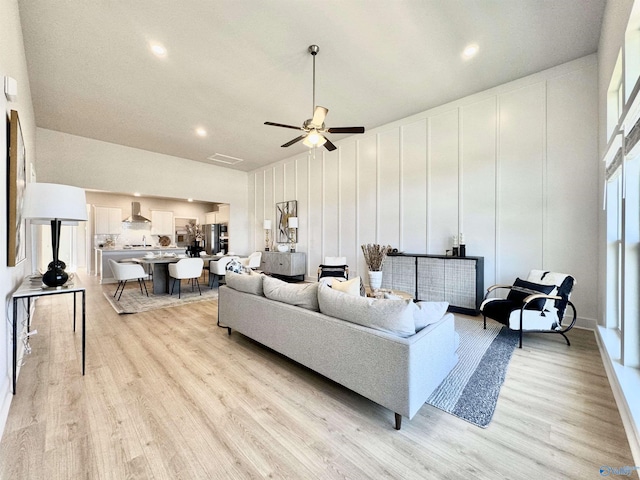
[281,135,307,148]
[265,121,304,131]
[323,137,337,151]
[326,126,365,134]
[312,106,328,126]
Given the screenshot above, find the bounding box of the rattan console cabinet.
[381,254,484,315]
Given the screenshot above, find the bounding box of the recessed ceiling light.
[133,192,141,197]
[196,127,207,137]
[150,43,167,58]
[187,198,193,202]
[462,44,479,60]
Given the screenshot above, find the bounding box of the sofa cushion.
[414,301,449,331]
[330,276,361,297]
[263,276,319,311]
[225,270,264,296]
[317,283,416,337]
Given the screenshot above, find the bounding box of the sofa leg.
[394,413,402,430]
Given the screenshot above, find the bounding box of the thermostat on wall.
[4,76,17,102]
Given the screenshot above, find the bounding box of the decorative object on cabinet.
[382,253,484,315]
[263,219,272,251]
[22,183,88,287]
[7,110,26,266]
[287,216,298,252]
[159,235,171,246]
[276,244,289,253]
[276,200,297,243]
[361,243,391,290]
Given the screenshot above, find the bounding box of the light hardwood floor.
[0,272,636,479]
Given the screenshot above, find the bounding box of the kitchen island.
[95,247,185,284]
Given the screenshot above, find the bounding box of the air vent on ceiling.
[207,153,244,165]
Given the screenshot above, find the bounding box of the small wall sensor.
[4,76,17,102]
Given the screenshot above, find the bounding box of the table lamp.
[263,219,272,251]
[22,183,88,287]
[287,216,298,253]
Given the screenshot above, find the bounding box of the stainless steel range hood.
[123,202,151,223]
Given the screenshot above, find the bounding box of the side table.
[11,275,86,395]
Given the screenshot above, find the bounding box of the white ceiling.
[18,0,605,172]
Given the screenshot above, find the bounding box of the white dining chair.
[240,252,262,270]
[108,259,149,301]
[168,258,204,298]
[209,256,240,288]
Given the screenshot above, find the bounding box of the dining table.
[133,254,215,294]
[133,254,240,294]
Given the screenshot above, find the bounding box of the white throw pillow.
[330,277,361,297]
[225,271,264,296]
[263,276,319,311]
[413,301,449,331]
[317,283,416,337]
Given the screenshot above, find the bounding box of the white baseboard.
[595,327,640,468]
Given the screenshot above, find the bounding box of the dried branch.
[361,244,391,271]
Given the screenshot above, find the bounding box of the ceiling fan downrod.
[309,45,319,116]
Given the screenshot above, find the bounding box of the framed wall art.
[8,109,26,266]
[276,200,297,243]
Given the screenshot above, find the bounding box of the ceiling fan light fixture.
[303,130,326,148]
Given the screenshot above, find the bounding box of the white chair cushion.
[507,307,560,331]
[169,258,203,279]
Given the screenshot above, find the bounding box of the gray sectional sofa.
[218,274,459,429]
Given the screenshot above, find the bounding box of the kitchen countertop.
[95,246,183,253]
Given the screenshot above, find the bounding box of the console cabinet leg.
[394,413,402,430]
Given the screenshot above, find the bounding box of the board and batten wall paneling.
[401,119,428,254]
[378,129,401,249]
[497,83,545,282]
[339,142,358,270]
[295,155,309,260]
[461,98,498,289]
[308,152,324,273]
[323,149,340,260]
[429,109,459,256]
[546,66,599,319]
[248,56,598,324]
[358,136,378,278]
[251,171,260,250]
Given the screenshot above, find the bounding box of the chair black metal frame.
[317,264,349,281]
[481,281,577,349]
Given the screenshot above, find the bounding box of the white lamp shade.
[22,183,88,221]
[263,219,272,229]
[288,217,298,228]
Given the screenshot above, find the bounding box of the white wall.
[249,55,599,326]
[35,129,250,256]
[0,0,38,439]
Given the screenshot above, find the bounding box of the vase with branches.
[361,243,391,290]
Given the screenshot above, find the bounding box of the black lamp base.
[42,267,68,288]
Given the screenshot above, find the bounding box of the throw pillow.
[506,278,555,310]
[330,277,361,297]
[225,270,264,296]
[317,283,416,337]
[263,276,319,311]
[225,258,244,274]
[414,301,449,331]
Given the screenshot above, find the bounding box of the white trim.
[596,326,640,467]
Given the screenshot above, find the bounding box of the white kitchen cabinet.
[217,204,230,224]
[204,211,217,224]
[151,210,173,235]
[94,206,122,234]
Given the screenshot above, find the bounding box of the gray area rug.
[426,316,519,428]
[103,281,218,314]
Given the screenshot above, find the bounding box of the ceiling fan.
[265,45,365,152]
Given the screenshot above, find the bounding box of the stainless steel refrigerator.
[203,224,221,254]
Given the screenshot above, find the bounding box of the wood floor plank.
[0,272,636,479]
